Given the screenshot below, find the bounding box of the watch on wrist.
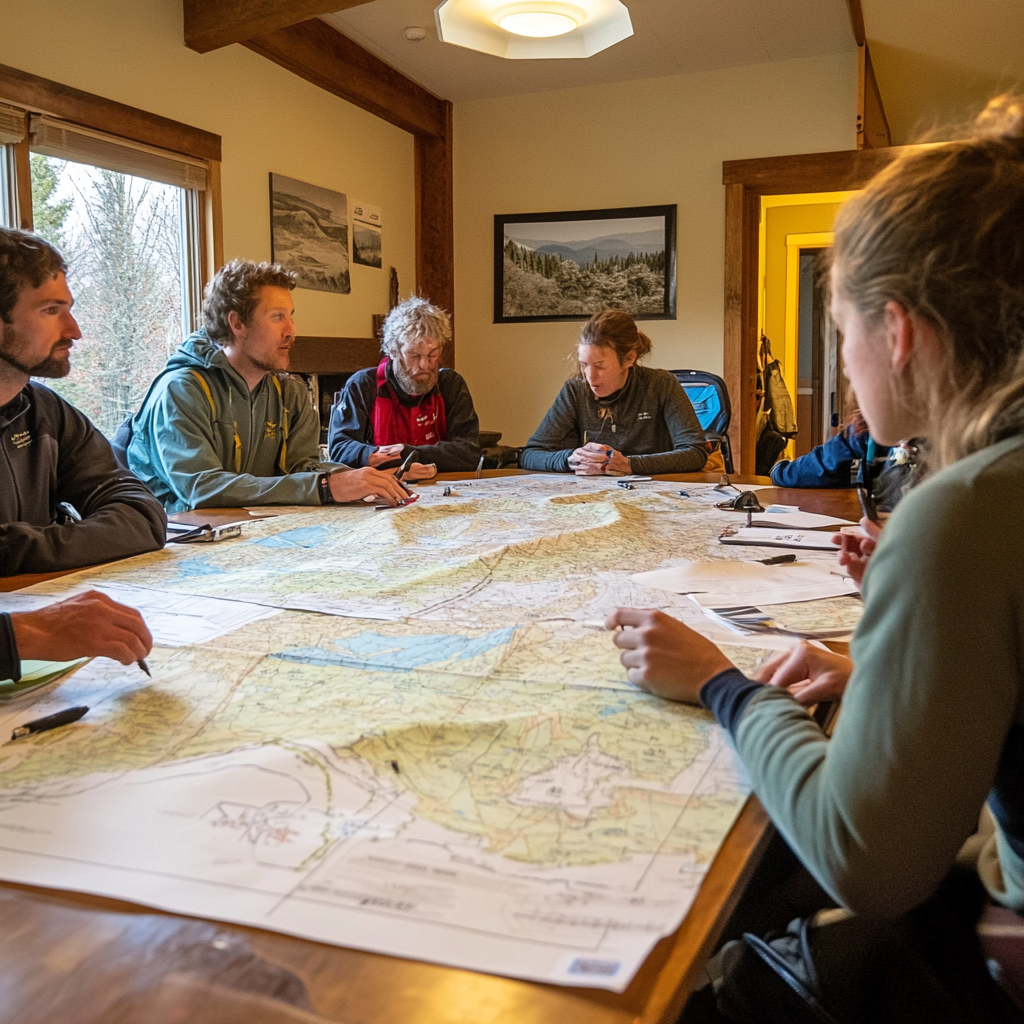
[318,473,334,505]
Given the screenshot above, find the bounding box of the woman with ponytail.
[520,309,708,474]
[606,97,1024,1022]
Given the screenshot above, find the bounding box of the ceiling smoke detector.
[404,26,428,41]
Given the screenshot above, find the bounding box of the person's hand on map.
[755,641,853,705]
[401,461,438,482]
[329,467,409,506]
[832,518,883,585]
[368,443,404,468]
[11,591,153,665]
[569,442,631,476]
[605,608,733,702]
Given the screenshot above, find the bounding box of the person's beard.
[394,360,438,396]
[0,323,73,378]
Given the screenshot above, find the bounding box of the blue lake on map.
[254,526,332,548]
[270,627,516,672]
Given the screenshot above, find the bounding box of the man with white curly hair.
[328,296,481,479]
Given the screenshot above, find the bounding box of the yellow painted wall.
[760,198,846,385]
[454,53,858,444]
[0,0,416,340]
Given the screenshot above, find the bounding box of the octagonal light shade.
[434,0,633,59]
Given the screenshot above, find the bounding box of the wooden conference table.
[0,472,861,1024]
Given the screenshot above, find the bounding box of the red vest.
[372,358,447,448]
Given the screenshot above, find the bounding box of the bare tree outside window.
[31,155,185,436]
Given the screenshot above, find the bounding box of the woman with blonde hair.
[609,97,1024,1022]
[520,309,707,474]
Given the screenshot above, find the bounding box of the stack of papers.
[704,606,855,641]
[720,527,846,550]
[749,509,854,529]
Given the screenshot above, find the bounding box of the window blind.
[0,104,27,146]
[29,115,208,191]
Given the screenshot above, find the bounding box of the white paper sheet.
[632,560,858,607]
[7,583,280,646]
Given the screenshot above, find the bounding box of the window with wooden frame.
[0,68,222,436]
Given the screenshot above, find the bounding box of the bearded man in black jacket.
[0,227,166,577]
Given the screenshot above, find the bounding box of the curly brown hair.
[0,228,68,324]
[202,259,296,342]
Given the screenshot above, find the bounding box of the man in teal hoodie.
[127,260,407,512]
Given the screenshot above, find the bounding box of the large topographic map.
[0,477,858,990]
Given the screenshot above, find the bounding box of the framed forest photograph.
[495,204,677,323]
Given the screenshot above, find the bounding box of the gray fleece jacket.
[520,365,707,474]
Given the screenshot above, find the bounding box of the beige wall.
[454,53,857,445]
[0,0,415,340]
[863,0,1024,146]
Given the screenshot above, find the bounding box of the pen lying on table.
[12,705,89,741]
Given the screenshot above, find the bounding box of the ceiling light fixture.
[493,4,584,38]
[435,0,632,60]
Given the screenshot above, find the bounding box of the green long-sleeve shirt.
[713,433,1024,917]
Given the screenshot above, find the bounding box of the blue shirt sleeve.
[699,668,762,738]
[770,427,871,488]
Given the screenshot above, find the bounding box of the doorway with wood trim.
[721,148,905,475]
[758,191,856,462]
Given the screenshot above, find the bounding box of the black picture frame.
[494,204,677,323]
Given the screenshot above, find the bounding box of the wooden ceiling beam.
[242,19,455,346]
[184,0,372,55]
[243,18,447,139]
[844,0,866,46]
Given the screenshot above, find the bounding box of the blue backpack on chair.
[671,369,735,474]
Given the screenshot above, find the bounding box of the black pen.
[138,659,152,677]
[857,485,880,523]
[758,553,797,565]
[12,705,89,740]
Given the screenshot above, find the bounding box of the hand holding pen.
[7,591,153,667]
[832,517,883,586]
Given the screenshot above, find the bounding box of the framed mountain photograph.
[494,204,677,323]
[270,173,350,294]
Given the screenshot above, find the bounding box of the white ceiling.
[323,0,856,103]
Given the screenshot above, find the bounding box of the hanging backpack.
[756,333,798,476]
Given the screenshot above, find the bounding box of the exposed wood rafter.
[857,45,892,149]
[183,0,372,55]
[844,0,891,149]
[243,19,447,139]
[843,0,866,46]
[239,19,455,353]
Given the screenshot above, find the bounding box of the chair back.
[671,369,734,474]
[671,370,731,435]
